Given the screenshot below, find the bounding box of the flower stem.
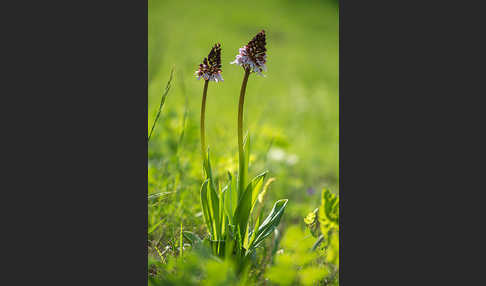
[238,69,251,191]
[201,80,209,162]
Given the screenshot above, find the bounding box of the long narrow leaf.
[200,180,213,237]
[258,177,276,204]
[203,150,220,239]
[234,171,267,245]
[230,172,238,217]
[249,171,268,212]
[248,205,264,247]
[234,182,252,243]
[219,183,226,237]
[207,180,220,240]
[204,149,215,187]
[223,180,234,226]
[248,199,288,254]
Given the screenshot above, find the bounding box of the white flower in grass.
[230,30,267,76]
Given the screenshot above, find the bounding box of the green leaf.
[248,205,264,248]
[200,180,214,238]
[248,199,288,253]
[318,189,339,235]
[204,149,216,190]
[207,179,220,240]
[249,171,268,212]
[222,174,236,226]
[230,171,237,214]
[234,184,252,244]
[182,231,202,245]
[258,177,276,204]
[234,171,267,245]
[202,150,221,240]
[219,183,226,237]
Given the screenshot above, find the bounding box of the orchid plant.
[188,31,288,264]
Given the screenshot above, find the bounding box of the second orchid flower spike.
[230,30,267,76]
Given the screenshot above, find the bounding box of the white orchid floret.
[195,69,224,82]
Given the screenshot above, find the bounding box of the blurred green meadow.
[148,0,339,284]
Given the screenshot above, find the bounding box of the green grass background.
[148,0,338,280]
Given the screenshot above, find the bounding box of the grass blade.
[148,66,174,142]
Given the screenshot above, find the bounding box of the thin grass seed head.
[195,43,223,82]
[230,30,267,76]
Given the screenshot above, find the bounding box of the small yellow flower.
[304,208,318,225]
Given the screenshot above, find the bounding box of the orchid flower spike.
[195,43,223,82]
[230,30,267,76]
